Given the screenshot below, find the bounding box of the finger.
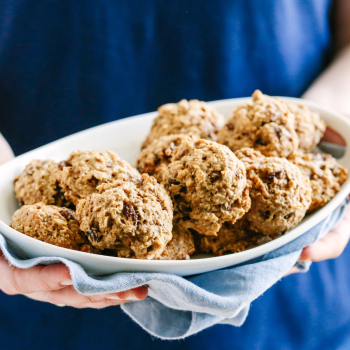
[131,285,148,300]
[0,258,72,295]
[26,287,133,308]
[26,292,127,309]
[321,127,346,146]
[299,207,350,262]
[79,300,128,309]
[0,254,148,303]
[299,230,349,262]
[284,267,300,276]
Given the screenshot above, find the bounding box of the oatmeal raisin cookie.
[218,90,299,157]
[14,160,67,207]
[199,220,278,256]
[141,99,224,149]
[136,133,198,183]
[57,150,141,205]
[157,225,195,260]
[164,138,251,236]
[10,203,89,251]
[288,103,326,152]
[236,149,312,235]
[76,174,173,260]
[288,151,348,212]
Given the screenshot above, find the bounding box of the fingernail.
[125,294,139,301]
[107,294,139,301]
[60,279,73,286]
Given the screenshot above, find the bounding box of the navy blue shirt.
[0,0,331,155]
[2,1,349,350]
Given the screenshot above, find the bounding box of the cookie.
[236,149,312,235]
[76,174,173,260]
[288,152,348,212]
[14,160,68,207]
[10,203,88,251]
[199,220,278,256]
[157,225,195,260]
[233,148,264,162]
[218,90,299,157]
[57,150,141,205]
[288,103,326,152]
[136,133,198,183]
[164,138,251,236]
[141,99,225,149]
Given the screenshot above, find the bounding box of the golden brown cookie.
[234,148,264,161]
[218,90,299,157]
[164,138,251,236]
[236,149,312,235]
[288,152,348,212]
[57,150,141,205]
[76,174,173,260]
[136,134,198,183]
[157,225,195,260]
[14,160,68,207]
[10,203,89,251]
[141,99,224,149]
[199,220,278,256]
[288,103,326,152]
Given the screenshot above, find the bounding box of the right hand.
[0,256,148,308]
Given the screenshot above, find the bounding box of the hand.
[0,133,14,165]
[321,126,346,146]
[0,255,148,308]
[286,205,350,275]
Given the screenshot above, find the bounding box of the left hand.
[0,133,14,165]
[286,205,350,275]
[0,256,148,308]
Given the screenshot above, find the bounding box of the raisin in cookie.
[141,99,224,149]
[136,133,198,183]
[288,152,348,212]
[164,138,251,236]
[10,203,89,251]
[199,220,278,256]
[218,90,299,157]
[156,225,195,260]
[236,149,312,235]
[14,160,68,207]
[57,150,141,205]
[76,174,173,260]
[288,103,326,152]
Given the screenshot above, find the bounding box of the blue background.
[1,1,348,349]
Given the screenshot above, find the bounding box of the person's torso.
[0,0,331,155]
[2,1,348,350]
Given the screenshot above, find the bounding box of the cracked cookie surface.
[157,225,195,260]
[288,103,326,152]
[199,220,279,256]
[218,90,299,157]
[164,138,250,236]
[14,160,68,207]
[10,203,90,251]
[235,148,312,235]
[288,151,348,212]
[57,150,141,205]
[141,99,224,149]
[76,174,173,260]
[136,133,198,183]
